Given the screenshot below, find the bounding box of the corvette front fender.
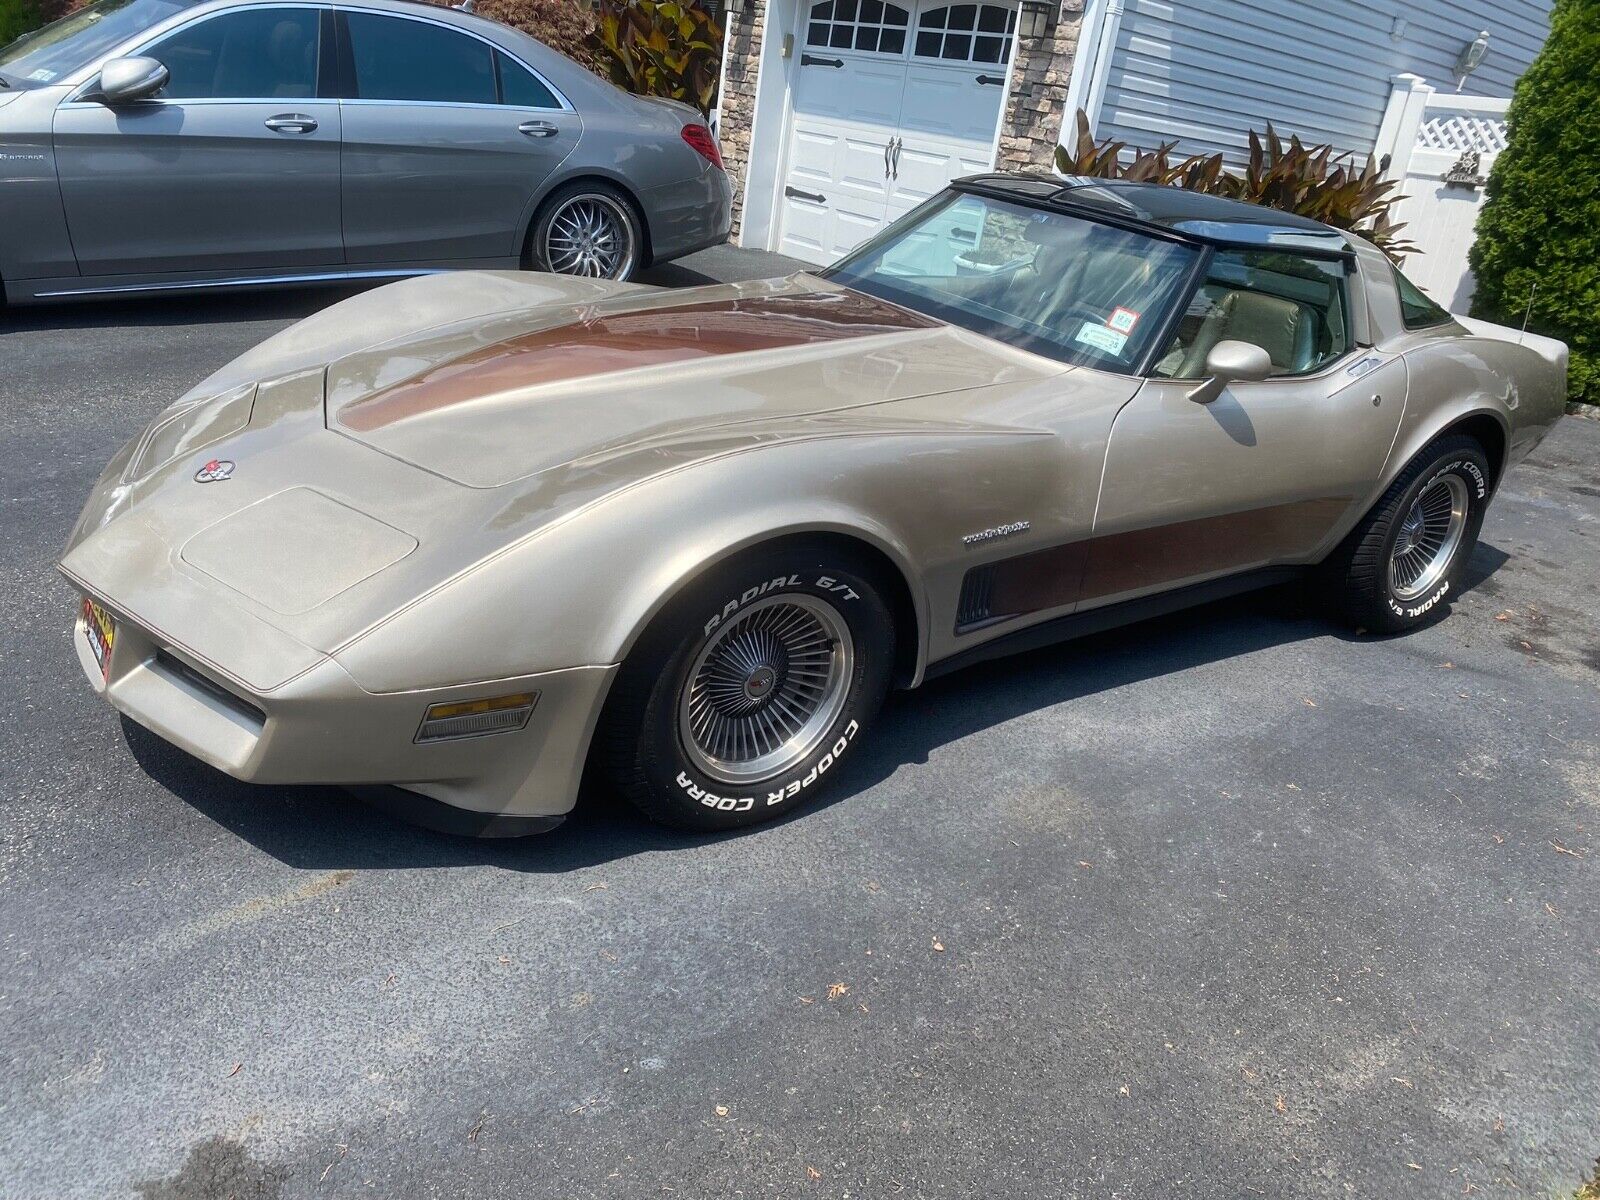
[329,427,1063,694]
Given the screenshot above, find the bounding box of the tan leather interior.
[1174,288,1314,378]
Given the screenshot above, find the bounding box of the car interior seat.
[1173,288,1316,378]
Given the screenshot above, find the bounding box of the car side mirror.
[1187,339,1274,404]
[98,56,169,105]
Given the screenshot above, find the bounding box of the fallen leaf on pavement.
[714,1105,729,1117]
[1550,840,1586,858]
[931,939,945,952]
[827,983,849,1000]
[226,1063,242,1078]
[1274,1094,1287,1113]
[806,1166,822,1181]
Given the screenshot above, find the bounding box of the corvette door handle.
[975,73,1004,85]
[785,185,826,203]
[264,113,317,133]
[518,119,559,137]
[802,54,844,67]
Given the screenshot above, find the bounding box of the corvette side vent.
[956,566,997,632]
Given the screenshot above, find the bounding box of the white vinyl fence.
[1374,74,1511,314]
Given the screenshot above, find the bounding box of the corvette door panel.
[1084,355,1407,604]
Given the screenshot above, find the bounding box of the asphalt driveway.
[2,249,1597,1199]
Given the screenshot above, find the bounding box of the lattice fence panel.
[1417,112,1509,155]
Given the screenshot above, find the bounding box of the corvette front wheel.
[599,548,895,831]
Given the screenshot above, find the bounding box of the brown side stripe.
[337,290,940,432]
[958,497,1350,631]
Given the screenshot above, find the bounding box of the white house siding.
[1093,0,1550,163]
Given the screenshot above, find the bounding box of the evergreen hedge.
[1468,0,1600,405]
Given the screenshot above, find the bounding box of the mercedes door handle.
[518,120,559,138]
[264,114,317,134]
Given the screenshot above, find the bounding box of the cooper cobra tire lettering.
[678,721,862,810]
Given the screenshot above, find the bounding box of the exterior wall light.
[1019,0,1053,41]
[1455,30,1490,90]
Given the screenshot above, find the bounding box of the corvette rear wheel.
[599,547,895,831]
[1326,434,1490,633]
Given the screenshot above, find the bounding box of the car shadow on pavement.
[119,541,1511,874]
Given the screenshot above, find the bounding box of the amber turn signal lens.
[415,692,538,743]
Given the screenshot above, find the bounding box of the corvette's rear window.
[822,192,1200,374]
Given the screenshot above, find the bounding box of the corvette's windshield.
[0,0,196,86]
[823,191,1201,374]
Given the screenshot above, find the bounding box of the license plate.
[82,598,115,680]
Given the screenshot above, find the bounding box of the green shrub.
[1468,0,1600,405]
[1055,111,1414,260]
[0,0,46,46]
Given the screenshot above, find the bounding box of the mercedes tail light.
[681,124,724,171]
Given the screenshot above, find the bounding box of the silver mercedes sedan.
[0,0,732,302]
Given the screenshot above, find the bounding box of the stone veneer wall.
[994,0,1088,174]
[715,0,1088,239]
[717,1,770,240]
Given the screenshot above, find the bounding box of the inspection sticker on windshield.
[1074,324,1129,356]
[1108,306,1141,334]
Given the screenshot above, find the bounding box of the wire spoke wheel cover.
[543,193,635,279]
[679,595,855,786]
[1388,473,1470,602]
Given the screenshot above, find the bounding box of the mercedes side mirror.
[98,56,169,105]
[1187,339,1273,404]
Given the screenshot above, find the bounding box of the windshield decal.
[1074,324,1129,356]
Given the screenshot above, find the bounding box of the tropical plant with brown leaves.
[591,0,723,116]
[1054,111,1415,260]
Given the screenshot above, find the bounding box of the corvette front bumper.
[69,592,616,834]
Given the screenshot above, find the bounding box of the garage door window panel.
[914,3,1015,64]
[807,0,910,55]
[345,12,495,104]
[145,7,320,99]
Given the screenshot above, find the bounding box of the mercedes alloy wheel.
[530,185,640,281]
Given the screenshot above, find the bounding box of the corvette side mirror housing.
[99,56,169,105]
[1187,339,1274,404]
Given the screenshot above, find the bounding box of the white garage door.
[777,0,1017,266]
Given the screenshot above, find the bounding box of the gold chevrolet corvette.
[63,174,1568,835]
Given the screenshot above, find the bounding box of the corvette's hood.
[325,276,1055,487]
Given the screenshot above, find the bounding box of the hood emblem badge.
[194,459,235,483]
